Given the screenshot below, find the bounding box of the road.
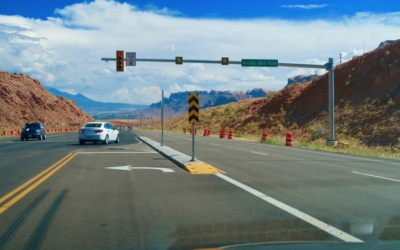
[0,129,399,249]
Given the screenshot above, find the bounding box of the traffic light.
[221,57,229,65]
[175,56,183,65]
[116,50,124,72]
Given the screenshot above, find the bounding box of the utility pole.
[340,53,342,64]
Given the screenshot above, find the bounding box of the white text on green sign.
[241,59,278,67]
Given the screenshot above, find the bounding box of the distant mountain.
[45,87,148,113]
[125,88,270,118]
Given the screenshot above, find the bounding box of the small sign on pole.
[126,52,136,66]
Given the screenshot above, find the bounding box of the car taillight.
[95,129,103,133]
[79,129,84,133]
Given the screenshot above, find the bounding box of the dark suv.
[21,122,46,141]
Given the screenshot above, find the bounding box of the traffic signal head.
[175,56,183,65]
[116,50,124,72]
[222,57,229,65]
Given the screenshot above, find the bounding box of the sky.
[0,0,399,104]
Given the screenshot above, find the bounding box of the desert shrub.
[309,123,324,140]
[211,109,220,117]
[224,105,234,115]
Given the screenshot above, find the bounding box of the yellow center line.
[0,153,74,205]
[0,153,77,214]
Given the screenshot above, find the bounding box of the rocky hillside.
[0,70,94,130]
[285,74,321,88]
[127,88,270,118]
[158,39,400,147]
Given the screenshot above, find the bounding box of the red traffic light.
[116,50,124,72]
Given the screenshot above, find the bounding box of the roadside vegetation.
[149,97,400,161]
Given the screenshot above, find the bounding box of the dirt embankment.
[0,70,94,130]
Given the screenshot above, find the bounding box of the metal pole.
[327,58,337,146]
[191,124,196,161]
[161,90,164,146]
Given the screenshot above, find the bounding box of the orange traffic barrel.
[183,128,186,134]
[2,131,7,136]
[207,130,211,136]
[286,133,293,147]
[220,129,226,139]
[261,131,268,143]
[203,129,208,136]
[228,130,234,140]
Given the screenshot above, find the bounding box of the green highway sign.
[241,59,278,67]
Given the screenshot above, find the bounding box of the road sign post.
[188,93,199,161]
[161,90,164,146]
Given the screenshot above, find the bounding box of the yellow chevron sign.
[188,93,199,125]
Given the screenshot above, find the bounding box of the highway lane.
[136,129,400,242]
[0,131,138,199]
[0,130,348,249]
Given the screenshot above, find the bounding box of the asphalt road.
[136,129,400,243]
[0,129,400,249]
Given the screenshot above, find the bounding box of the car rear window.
[25,123,40,129]
[85,123,102,128]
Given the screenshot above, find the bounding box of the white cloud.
[281,4,329,9]
[0,0,399,104]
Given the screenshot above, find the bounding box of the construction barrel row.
[183,128,294,146]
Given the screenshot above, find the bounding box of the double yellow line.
[0,153,77,214]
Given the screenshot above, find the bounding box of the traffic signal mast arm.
[101,57,328,69]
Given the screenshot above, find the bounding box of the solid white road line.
[77,152,157,154]
[250,151,268,156]
[352,171,400,183]
[216,173,363,243]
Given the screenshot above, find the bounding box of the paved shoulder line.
[138,136,223,174]
[216,173,363,243]
[352,171,400,183]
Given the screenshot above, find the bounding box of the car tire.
[93,141,97,144]
[115,135,119,143]
[103,135,109,145]
[26,137,29,141]
[20,137,24,141]
[79,140,85,145]
[43,134,46,140]
[39,134,42,140]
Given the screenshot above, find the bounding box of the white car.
[79,122,119,145]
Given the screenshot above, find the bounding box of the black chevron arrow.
[189,106,199,113]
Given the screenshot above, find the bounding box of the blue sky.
[0,0,399,104]
[3,0,399,20]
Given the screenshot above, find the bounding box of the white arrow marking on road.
[250,151,268,156]
[105,166,174,172]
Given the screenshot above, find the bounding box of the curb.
[138,136,223,174]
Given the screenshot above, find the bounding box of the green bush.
[211,109,220,117]
[224,105,234,115]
